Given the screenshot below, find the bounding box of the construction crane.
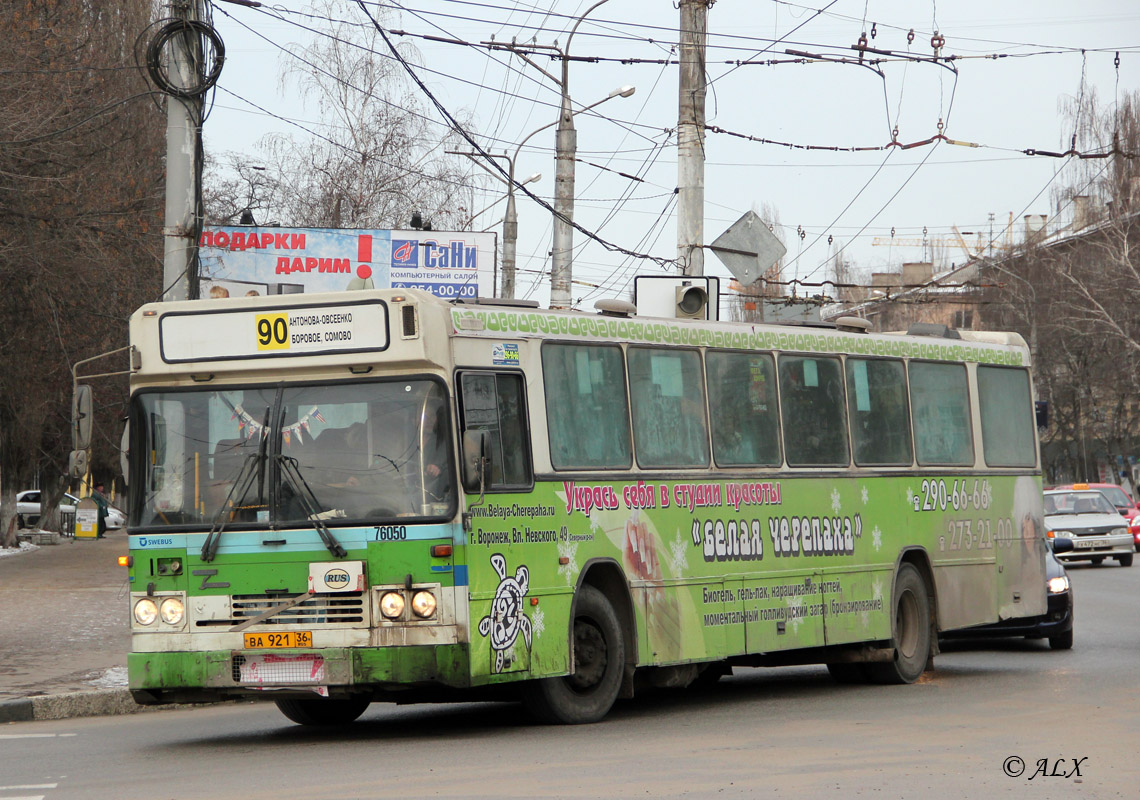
[872,226,989,260]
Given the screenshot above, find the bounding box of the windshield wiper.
[277,454,347,559]
[200,452,260,562]
[201,407,271,563]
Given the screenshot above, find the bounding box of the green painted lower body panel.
[129,645,471,705]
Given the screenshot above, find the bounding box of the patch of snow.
[0,541,39,558]
[88,666,128,689]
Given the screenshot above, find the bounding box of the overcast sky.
[203,0,1140,308]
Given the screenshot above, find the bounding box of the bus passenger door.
[457,370,539,682]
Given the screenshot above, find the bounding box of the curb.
[0,690,230,724]
[0,689,140,723]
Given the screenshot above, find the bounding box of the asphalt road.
[2,559,1138,800]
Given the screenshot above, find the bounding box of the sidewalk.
[0,533,137,722]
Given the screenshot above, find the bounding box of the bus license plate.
[243,631,313,649]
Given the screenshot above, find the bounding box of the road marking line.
[0,786,58,790]
[1,795,47,800]
[0,733,76,739]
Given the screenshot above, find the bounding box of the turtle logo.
[477,553,532,673]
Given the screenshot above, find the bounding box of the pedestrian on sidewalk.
[92,481,109,538]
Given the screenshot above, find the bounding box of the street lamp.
[450,148,543,299]
[451,82,633,301]
[513,86,634,304]
[553,0,616,309]
[460,171,542,230]
[487,0,628,308]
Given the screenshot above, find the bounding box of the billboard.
[197,227,496,301]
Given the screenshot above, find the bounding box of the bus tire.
[522,584,624,724]
[274,696,371,726]
[866,563,931,685]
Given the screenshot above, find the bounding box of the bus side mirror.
[73,384,93,450]
[1035,400,1049,430]
[1051,536,1074,554]
[120,422,130,486]
[461,430,491,492]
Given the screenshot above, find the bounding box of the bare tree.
[207,0,480,231]
[979,90,1140,482]
[0,0,164,545]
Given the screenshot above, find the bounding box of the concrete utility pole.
[161,1,207,302]
[549,0,612,309]
[677,0,709,276]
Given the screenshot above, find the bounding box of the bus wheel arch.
[867,551,936,685]
[522,559,632,723]
[575,558,638,669]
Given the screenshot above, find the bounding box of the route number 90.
[256,313,289,351]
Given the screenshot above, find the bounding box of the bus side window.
[706,350,780,467]
[909,361,974,466]
[458,372,532,490]
[977,366,1036,467]
[845,357,912,466]
[542,343,632,469]
[628,347,710,468]
[778,355,849,467]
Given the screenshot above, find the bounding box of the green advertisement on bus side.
[463,473,1044,684]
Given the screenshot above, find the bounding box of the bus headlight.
[160,597,185,625]
[1047,575,1070,594]
[411,590,437,618]
[134,598,159,626]
[380,591,405,619]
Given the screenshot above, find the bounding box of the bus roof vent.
[454,297,540,309]
[906,322,961,339]
[595,298,636,318]
[834,316,872,333]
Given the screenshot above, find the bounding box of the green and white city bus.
[122,288,1047,724]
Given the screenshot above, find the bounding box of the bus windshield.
[132,379,455,529]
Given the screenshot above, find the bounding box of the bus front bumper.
[128,645,471,705]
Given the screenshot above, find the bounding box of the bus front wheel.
[275,696,371,726]
[866,563,932,685]
[523,584,625,724]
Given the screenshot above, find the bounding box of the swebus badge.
[309,561,365,593]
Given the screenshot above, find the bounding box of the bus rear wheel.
[523,584,624,724]
[275,696,371,726]
[866,563,932,685]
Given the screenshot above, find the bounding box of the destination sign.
[159,300,389,362]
